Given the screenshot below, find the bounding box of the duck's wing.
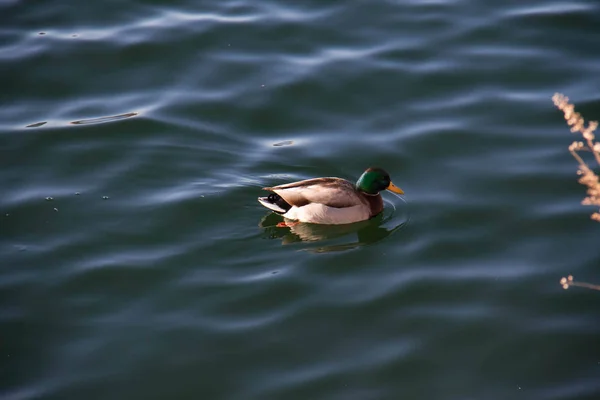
[263,177,364,208]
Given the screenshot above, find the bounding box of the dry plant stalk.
[560,275,600,291]
[554,94,599,292]
[552,93,600,222]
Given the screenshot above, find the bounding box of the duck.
[258,167,404,225]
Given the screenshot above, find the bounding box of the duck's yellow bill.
[386,182,404,195]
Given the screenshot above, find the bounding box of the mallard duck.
[258,167,404,225]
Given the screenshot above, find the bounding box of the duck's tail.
[258,193,291,214]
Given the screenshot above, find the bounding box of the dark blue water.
[2,1,600,399]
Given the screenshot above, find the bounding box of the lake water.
[2,1,600,399]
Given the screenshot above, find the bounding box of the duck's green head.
[356,167,404,195]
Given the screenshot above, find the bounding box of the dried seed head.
[553,93,600,223]
[560,277,567,285]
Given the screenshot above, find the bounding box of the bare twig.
[560,275,600,291]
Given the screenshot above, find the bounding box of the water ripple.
[2,0,600,399]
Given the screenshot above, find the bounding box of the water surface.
[2,0,600,399]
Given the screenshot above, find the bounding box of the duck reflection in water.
[259,212,406,252]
